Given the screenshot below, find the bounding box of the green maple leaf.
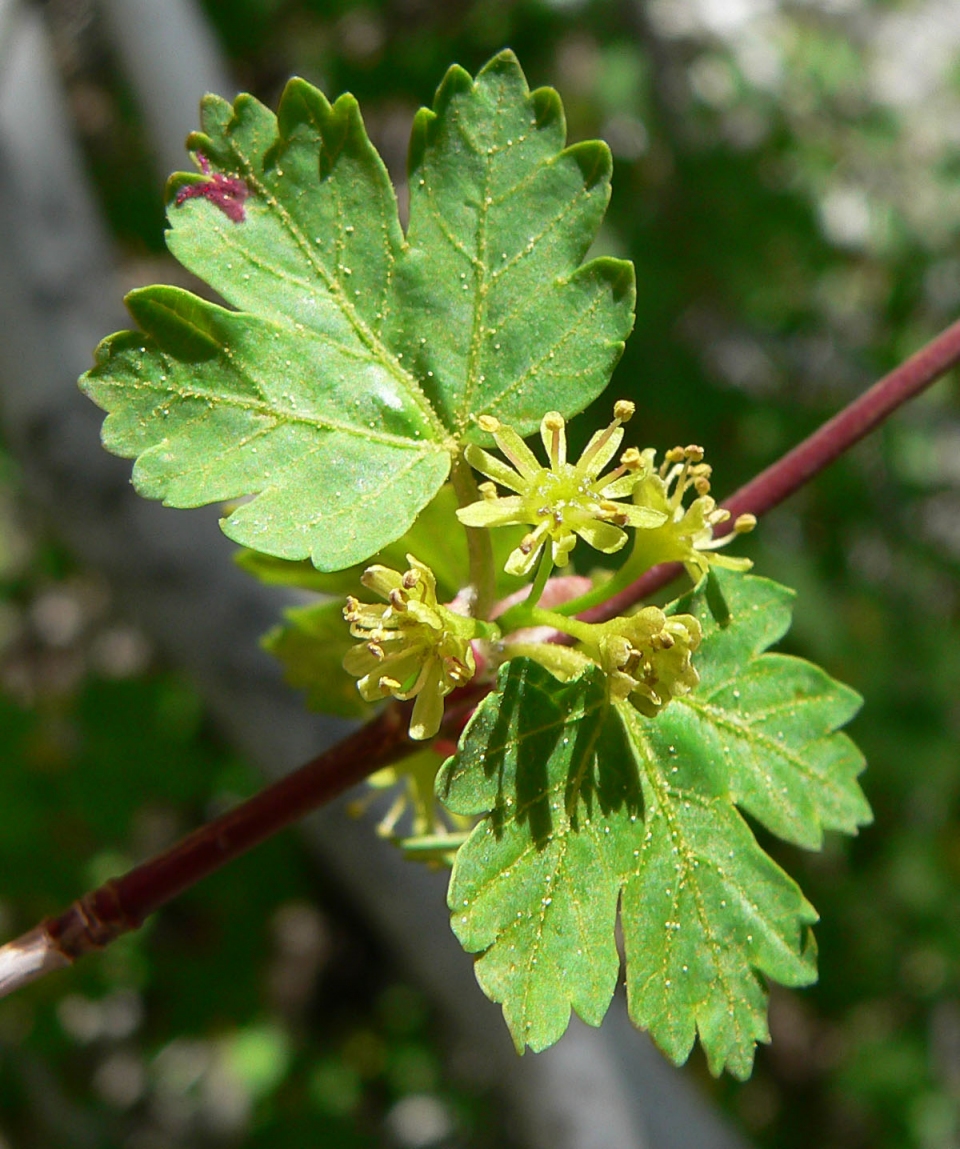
[438,571,870,1077]
[262,599,369,719]
[80,51,633,570]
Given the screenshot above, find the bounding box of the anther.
[734,513,757,533]
[478,414,501,433]
[613,399,635,422]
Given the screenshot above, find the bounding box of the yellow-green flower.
[596,606,702,716]
[630,445,756,581]
[457,403,667,576]
[343,556,476,741]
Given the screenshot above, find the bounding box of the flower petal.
[551,531,578,566]
[577,424,623,478]
[493,424,541,480]
[505,541,543,577]
[360,565,404,599]
[408,667,446,741]
[343,644,382,677]
[620,504,669,528]
[597,473,641,498]
[705,553,753,571]
[575,520,629,554]
[456,495,526,528]
[463,444,527,493]
[405,554,438,602]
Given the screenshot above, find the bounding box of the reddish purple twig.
[174,153,249,223]
[0,704,412,997]
[581,313,960,623]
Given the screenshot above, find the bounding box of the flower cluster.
[457,403,668,576]
[343,556,477,741]
[596,607,702,716]
[630,445,757,581]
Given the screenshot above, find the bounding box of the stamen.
[578,403,629,470]
[543,411,565,469]
[662,462,685,497]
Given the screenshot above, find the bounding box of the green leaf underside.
[263,600,370,718]
[236,484,527,601]
[439,572,870,1077]
[80,50,633,570]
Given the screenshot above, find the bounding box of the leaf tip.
[530,84,564,133]
[563,138,613,192]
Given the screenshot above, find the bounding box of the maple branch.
[3,316,959,999]
[581,314,960,622]
[0,704,411,997]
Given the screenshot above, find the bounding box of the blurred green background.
[2,0,960,1145]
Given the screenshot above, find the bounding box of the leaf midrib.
[624,709,748,1057]
[227,133,450,446]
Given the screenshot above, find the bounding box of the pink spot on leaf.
[174,152,249,223]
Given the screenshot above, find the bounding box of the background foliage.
[2,0,960,1146]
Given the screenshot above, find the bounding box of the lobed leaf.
[439,571,870,1076]
[389,51,635,439]
[439,660,639,1052]
[666,572,872,849]
[81,52,633,571]
[618,702,818,1079]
